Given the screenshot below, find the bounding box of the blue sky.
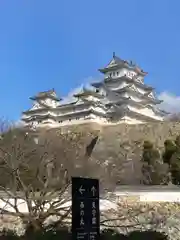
[1,0,180,121]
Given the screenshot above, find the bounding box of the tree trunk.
[25,220,44,239]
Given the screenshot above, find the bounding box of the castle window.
[113,72,115,76]
[95,89,99,93]
[117,71,119,76]
[110,73,112,77]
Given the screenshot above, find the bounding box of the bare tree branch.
[0,125,103,231]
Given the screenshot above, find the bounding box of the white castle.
[21,53,168,129]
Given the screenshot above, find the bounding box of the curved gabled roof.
[30,89,61,101]
[73,86,104,99]
[103,75,153,91]
[99,53,147,76]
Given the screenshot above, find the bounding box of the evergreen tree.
[169,135,180,185]
[142,141,160,165]
[163,139,176,165]
[161,135,180,185]
[142,141,170,185]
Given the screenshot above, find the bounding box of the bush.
[163,139,176,165]
[141,140,170,185]
[100,229,127,239]
[100,229,168,240]
[162,135,180,185]
[24,227,71,240]
[128,230,168,240]
[0,228,169,240]
[0,228,20,240]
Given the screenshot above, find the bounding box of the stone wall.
[59,121,180,147]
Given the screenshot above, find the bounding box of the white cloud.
[62,78,180,115]
[67,76,99,96]
[158,91,180,113]
[67,84,84,97]
[61,76,99,104]
[14,120,25,127]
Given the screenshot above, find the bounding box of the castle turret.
[22,89,61,129]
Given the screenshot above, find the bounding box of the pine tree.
[169,135,180,185]
[141,141,170,185]
[163,139,176,165]
[142,141,160,165]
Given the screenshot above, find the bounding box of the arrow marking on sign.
[91,186,96,196]
[79,185,85,195]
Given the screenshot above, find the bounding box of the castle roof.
[92,77,153,91]
[110,106,162,122]
[99,52,147,76]
[73,86,104,99]
[30,89,61,101]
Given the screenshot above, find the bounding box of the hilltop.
[3,120,180,185]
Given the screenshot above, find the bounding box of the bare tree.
[101,200,180,239]
[91,138,144,187]
[0,126,104,232]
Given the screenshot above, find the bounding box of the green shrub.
[128,230,168,240]
[100,229,127,239]
[0,228,20,240]
[0,228,169,240]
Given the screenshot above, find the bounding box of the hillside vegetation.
[1,121,180,238]
[61,121,180,148]
[58,121,180,185]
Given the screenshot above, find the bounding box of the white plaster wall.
[140,192,180,202]
[119,92,142,102]
[128,84,149,95]
[0,198,119,213]
[91,106,106,114]
[130,95,143,102]
[104,68,126,79]
[40,119,56,124]
[24,107,162,129]
[103,80,127,90]
[103,75,150,96]
[29,107,90,120]
[42,98,58,108]
[128,105,163,121]
[31,103,41,110]
[113,190,180,203]
[29,99,59,110]
[33,117,143,128]
[124,69,144,84]
[22,111,59,119]
[1,191,180,214]
[56,104,90,116]
[84,95,100,102]
[121,116,144,124]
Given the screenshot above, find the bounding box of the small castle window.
[110,73,112,77]
[117,71,119,76]
[95,89,99,93]
[113,72,115,76]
